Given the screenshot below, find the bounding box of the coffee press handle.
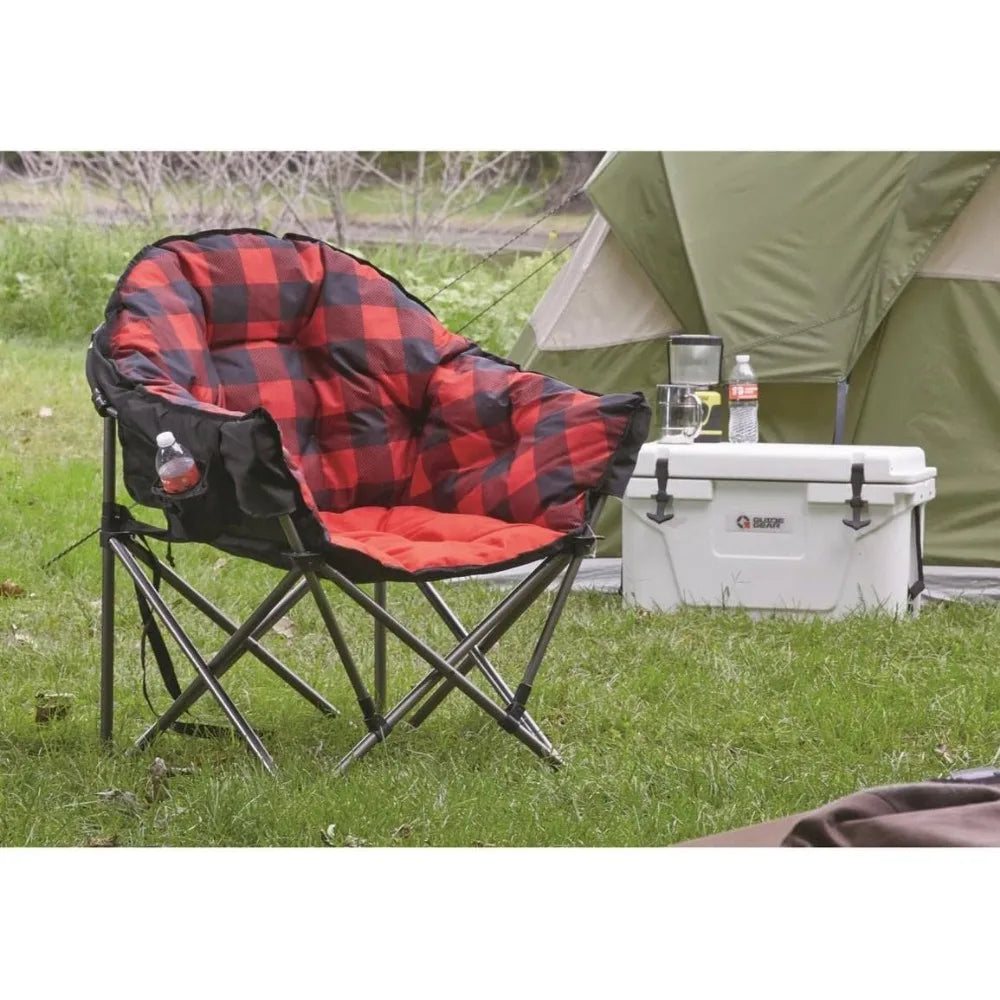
[695,394,709,431]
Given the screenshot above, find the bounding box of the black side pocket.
[149,457,233,542]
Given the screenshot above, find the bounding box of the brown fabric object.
[674,813,807,847]
[781,781,1000,847]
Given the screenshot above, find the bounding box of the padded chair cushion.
[97,229,649,577]
[317,507,564,575]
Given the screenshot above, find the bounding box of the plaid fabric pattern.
[100,231,645,568]
[406,348,634,532]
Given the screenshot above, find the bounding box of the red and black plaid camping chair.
[86,229,649,774]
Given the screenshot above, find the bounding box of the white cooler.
[622,442,937,618]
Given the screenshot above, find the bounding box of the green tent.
[511,151,1000,570]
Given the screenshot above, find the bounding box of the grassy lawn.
[3,221,1000,848]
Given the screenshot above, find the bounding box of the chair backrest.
[101,230,648,530]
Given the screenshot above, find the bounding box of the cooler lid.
[632,442,936,484]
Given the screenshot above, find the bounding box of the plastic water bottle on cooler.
[155,431,201,494]
[727,354,759,443]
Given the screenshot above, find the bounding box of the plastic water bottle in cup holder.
[155,431,201,494]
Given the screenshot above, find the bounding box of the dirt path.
[348,218,584,254]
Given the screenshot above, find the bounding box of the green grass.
[0,220,559,358]
[4,220,1000,847]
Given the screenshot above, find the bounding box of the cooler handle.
[908,505,926,606]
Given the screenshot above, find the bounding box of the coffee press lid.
[668,334,723,346]
[668,334,724,386]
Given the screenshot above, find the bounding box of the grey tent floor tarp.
[456,559,1000,604]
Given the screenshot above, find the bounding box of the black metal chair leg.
[278,517,385,736]
[374,580,387,712]
[114,540,280,773]
[99,414,117,743]
[406,554,570,728]
[126,543,338,718]
[417,581,553,750]
[408,497,606,729]
[99,544,116,743]
[323,567,565,772]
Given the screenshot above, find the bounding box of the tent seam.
[846,154,1000,367]
[659,152,709,333]
[739,156,999,369]
[900,156,1000,288]
[847,153,920,369]
[739,301,865,350]
[918,269,1000,283]
[850,159,1000,441]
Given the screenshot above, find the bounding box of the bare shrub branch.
[10,150,579,250]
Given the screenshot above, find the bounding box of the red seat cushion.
[317,507,564,575]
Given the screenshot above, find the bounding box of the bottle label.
[728,383,758,402]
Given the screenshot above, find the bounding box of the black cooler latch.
[646,458,674,524]
[842,462,871,531]
[908,505,926,604]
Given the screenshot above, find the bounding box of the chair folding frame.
[97,410,607,776]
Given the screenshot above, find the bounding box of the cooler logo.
[731,513,790,532]
[728,384,758,402]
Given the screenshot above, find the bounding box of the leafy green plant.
[0,222,160,344]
